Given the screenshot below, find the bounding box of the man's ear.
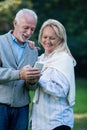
[13,20,17,27]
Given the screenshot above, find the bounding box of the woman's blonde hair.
[38,19,76,66]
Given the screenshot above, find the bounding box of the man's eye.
[31,28,35,32]
[43,36,47,39]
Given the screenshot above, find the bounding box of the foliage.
[29,0,87,77]
[31,0,87,77]
[0,0,21,33]
[0,0,32,33]
[0,0,87,77]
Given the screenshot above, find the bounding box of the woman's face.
[41,26,61,55]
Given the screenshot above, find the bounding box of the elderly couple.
[0,8,76,130]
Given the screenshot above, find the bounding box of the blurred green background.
[0,0,87,130]
[0,0,87,78]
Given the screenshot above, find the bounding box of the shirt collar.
[11,33,26,48]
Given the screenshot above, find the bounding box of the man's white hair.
[15,8,37,22]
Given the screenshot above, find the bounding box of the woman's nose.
[46,38,51,43]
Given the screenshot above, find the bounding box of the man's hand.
[19,65,41,84]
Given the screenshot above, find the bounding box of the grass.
[28,78,87,130]
[74,78,87,113]
[73,78,87,130]
[74,113,87,130]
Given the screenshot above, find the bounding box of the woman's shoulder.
[61,52,72,59]
[38,53,44,59]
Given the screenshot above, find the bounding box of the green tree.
[0,0,87,77]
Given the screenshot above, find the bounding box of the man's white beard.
[19,34,30,43]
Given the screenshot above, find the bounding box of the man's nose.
[27,29,32,35]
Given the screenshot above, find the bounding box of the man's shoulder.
[0,31,11,46]
[0,30,11,37]
[0,31,10,38]
[0,33,6,38]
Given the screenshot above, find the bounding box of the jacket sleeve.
[38,67,70,98]
[0,66,20,83]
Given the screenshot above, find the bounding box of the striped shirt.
[31,67,74,130]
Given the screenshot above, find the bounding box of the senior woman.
[30,19,76,130]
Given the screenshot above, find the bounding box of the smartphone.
[34,62,44,72]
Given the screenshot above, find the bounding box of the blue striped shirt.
[11,35,25,63]
[31,68,74,130]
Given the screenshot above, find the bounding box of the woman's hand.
[28,40,41,50]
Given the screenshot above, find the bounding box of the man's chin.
[24,39,29,42]
[20,38,29,43]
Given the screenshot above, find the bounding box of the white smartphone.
[34,62,44,72]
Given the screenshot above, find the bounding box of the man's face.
[13,14,37,44]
